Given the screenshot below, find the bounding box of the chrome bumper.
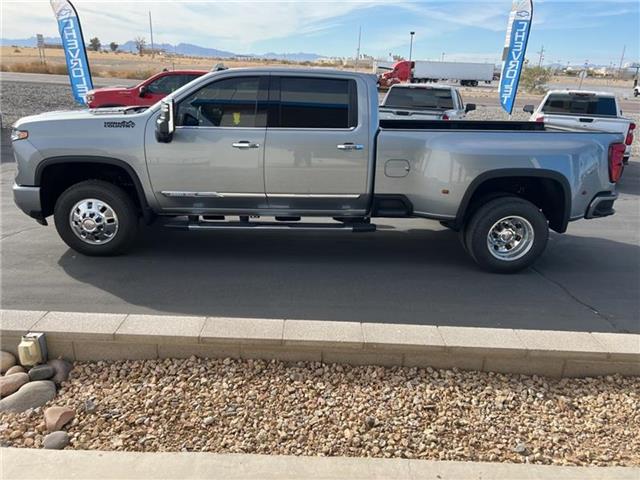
[12,183,46,225]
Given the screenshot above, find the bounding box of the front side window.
[542,94,618,117]
[147,75,184,94]
[278,77,357,128]
[176,76,265,127]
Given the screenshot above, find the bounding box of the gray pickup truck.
[12,68,625,273]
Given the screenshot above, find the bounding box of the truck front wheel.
[54,180,139,256]
[464,196,548,273]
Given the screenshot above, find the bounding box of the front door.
[263,75,371,215]
[145,75,269,213]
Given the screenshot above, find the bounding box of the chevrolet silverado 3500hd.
[12,68,625,273]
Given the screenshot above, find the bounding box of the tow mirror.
[155,99,175,143]
[523,104,535,114]
[465,103,476,113]
[139,85,148,97]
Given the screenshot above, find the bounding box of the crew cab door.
[145,75,268,212]
[263,75,371,214]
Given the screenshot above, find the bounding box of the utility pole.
[354,26,361,71]
[149,11,155,59]
[537,45,545,67]
[409,31,415,63]
[618,45,626,77]
[441,52,445,62]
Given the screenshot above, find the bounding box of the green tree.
[109,42,119,52]
[88,37,101,51]
[520,66,551,94]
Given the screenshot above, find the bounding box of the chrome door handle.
[337,143,364,151]
[232,141,260,149]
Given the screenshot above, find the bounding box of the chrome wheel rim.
[69,198,119,245]
[487,216,534,261]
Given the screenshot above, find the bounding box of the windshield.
[541,94,617,117]
[383,88,454,110]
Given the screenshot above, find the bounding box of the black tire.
[464,196,548,273]
[54,180,139,256]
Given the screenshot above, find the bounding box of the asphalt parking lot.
[1,136,638,333]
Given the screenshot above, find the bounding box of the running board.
[164,219,376,233]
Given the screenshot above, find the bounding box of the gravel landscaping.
[1,357,638,467]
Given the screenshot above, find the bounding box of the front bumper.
[12,183,47,225]
[585,192,618,219]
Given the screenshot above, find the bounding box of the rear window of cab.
[542,94,618,117]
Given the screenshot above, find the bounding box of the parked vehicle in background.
[379,84,475,120]
[12,68,625,273]
[524,90,635,163]
[378,60,494,88]
[634,84,639,97]
[86,70,206,108]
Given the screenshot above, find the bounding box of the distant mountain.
[1,37,324,62]
[1,36,61,47]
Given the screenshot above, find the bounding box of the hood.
[13,107,149,129]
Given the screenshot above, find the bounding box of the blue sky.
[1,1,638,65]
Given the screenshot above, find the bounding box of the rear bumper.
[13,183,47,225]
[585,192,618,219]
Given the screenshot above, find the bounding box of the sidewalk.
[2,448,638,480]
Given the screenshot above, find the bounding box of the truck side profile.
[12,68,625,273]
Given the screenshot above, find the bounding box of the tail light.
[535,116,544,123]
[608,143,626,183]
[625,122,635,146]
[442,113,450,120]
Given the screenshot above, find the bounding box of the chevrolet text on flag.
[499,0,533,115]
[50,0,93,105]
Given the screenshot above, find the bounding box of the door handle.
[337,143,364,151]
[232,141,260,149]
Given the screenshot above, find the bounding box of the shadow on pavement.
[56,224,640,333]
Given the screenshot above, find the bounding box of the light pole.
[409,31,415,83]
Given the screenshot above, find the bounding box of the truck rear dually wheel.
[464,196,548,273]
[54,180,139,256]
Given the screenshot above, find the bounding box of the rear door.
[263,75,370,214]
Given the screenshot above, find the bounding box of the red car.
[86,70,207,108]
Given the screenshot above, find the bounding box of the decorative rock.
[44,406,76,432]
[43,431,70,450]
[28,365,55,381]
[203,416,215,426]
[83,398,96,414]
[0,372,29,397]
[5,365,26,376]
[514,442,528,455]
[0,381,56,413]
[0,351,16,373]
[47,359,73,385]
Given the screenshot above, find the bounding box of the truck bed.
[379,120,545,131]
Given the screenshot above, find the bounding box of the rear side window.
[384,88,454,110]
[276,77,357,128]
[176,76,267,127]
[542,94,618,116]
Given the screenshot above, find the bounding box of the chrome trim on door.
[267,193,361,199]
[160,191,264,198]
[337,143,364,151]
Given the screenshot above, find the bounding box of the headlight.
[11,129,28,141]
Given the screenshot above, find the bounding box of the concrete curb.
[2,448,638,480]
[1,309,638,377]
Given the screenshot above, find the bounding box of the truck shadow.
[56,224,640,333]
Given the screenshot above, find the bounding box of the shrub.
[520,66,551,94]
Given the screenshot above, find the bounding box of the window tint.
[278,77,356,128]
[147,75,185,94]
[384,88,454,110]
[177,76,265,127]
[542,94,617,116]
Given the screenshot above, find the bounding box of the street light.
[408,32,415,84]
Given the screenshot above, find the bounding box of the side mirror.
[465,103,476,113]
[139,85,148,97]
[523,104,535,114]
[155,99,175,143]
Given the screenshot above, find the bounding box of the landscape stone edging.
[1,309,638,377]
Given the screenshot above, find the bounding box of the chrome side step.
[164,218,376,233]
